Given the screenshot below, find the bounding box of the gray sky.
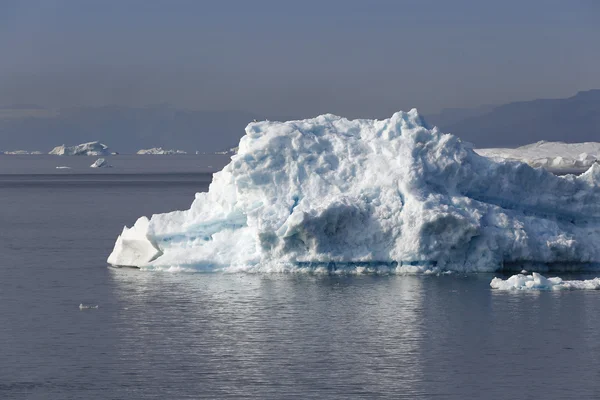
[1,0,599,117]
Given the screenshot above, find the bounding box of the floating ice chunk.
[108,216,162,267]
[55,166,71,169]
[490,272,600,290]
[90,158,112,168]
[107,110,600,272]
[79,303,99,309]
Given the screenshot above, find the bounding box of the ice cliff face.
[108,110,600,272]
[49,141,111,156]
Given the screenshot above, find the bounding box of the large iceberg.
[49,141,111,156]
[108,110,600,272]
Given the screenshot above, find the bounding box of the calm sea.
[1,156,600,399]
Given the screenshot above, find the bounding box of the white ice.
[490,272,600,290]
[90,158,112,168]
[50,141,111,156]
[137,147,187,155]
[108,110,600,272]
[3,150,43,155]
[79,303,99,309]
[476,141,600,172]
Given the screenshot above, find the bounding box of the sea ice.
[490,272,600,290]
[476,141,600,172]
[108,110,600,272]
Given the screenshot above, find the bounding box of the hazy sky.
[0,0,599,117]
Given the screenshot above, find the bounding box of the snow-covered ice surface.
[108,110,600,273]
[475,141,600,173]
[90,158,112,168]
[137,147,187,155]
[50,141,111,156]
[491,272,600,290]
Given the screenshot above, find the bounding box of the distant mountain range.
[0,90,598,152]
[426,89,600,147]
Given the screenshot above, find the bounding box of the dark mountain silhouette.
[1,90,598,152]
[426,90,600,148]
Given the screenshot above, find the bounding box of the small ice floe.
[56,166,71,169]
[490,272,600,290]
[79,303,99,310]
[521,269,528,274]
[90,158,112,168]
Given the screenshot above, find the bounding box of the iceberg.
[214,146,239,155]
[90,158,112,168]
[108,110,600,272]
[3,150,43,155]
[49,141,111,156]
[476,141,600,172]
[491,272,600,290]
[137,147,187,155]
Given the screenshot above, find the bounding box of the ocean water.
[2,157,600,399]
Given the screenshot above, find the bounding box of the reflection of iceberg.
[108,268,425,394]
[108,110,600,272]
[491,272,600,290]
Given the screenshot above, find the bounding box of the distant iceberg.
[50,141,111,156]
[476,141,600,172]
[137,147,187,155]
[3,150,43,155]
[108,110,600,273]
[214,146,239,155]
[90,158,112,168]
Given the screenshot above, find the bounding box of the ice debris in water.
[79,304,99,310]
[490,272,600,290]
[107,109,600,273]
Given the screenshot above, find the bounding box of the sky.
[0,0,599,118]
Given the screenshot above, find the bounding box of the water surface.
[1,158,599,399]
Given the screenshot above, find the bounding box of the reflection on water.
[109,269,426,398]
